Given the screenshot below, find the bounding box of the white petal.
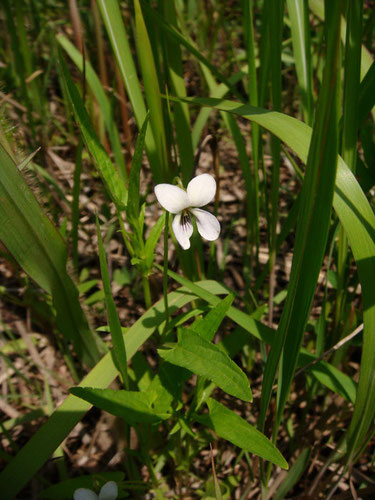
[154,184,189,214]
[190,208,220,241]
[187,174,216,207]
[172,212,193,250]
[99,481,118,500]
[74,488,98,500]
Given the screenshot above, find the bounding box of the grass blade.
[287,0,313,124]
[0,145,100,366]
[96,0,160,177]
[134,0,169,181]
[96,216,128,388]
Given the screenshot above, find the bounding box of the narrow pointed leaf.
[195,398,288,469]
[191,294,234,343]
[70,387,170,424]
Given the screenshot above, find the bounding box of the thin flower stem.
[163,211,170,331]
[142,276,152,310]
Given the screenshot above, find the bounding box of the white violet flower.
[154,173,220,250]
[73,481,118,500]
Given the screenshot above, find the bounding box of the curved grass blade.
[0,145,100,366]
[96,216,128,388]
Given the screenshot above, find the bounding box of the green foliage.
[0,0,374,497]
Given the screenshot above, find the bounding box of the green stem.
[163,211,170,331]
[142,276,152,310]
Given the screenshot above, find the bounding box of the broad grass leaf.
[0,145,100,366]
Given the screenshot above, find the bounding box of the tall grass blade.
[134,0,169,181]
[269,0,342,437]
[96,217,128,388]
[96,0,160,177]
[161,1,194,184]
[287,0,313,125]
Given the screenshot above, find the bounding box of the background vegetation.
[0,0,374,498]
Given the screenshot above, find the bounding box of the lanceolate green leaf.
[195,398,288,469]
[172,96,375,457]
[70,387,170,424]
[0,145,100,367]
[164,269,356,405]
[191,294,234,343]
[0,278,358,499]
[159,328,252,402]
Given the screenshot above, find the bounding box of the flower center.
[180,210,191,231]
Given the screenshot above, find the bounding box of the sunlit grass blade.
[287,0,313,125]
[134,0,169,181]
[57,33,127,181]
[59,52,127,208]
[96,216,128,388]
[96,0,160,178]
[161,1,194,184]
[0,145,100,366]
[335,0,363,347]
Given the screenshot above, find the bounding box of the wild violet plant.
[0,1,374,499]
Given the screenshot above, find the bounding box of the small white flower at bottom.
[154,173,220,250]
[73,481,118,500]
